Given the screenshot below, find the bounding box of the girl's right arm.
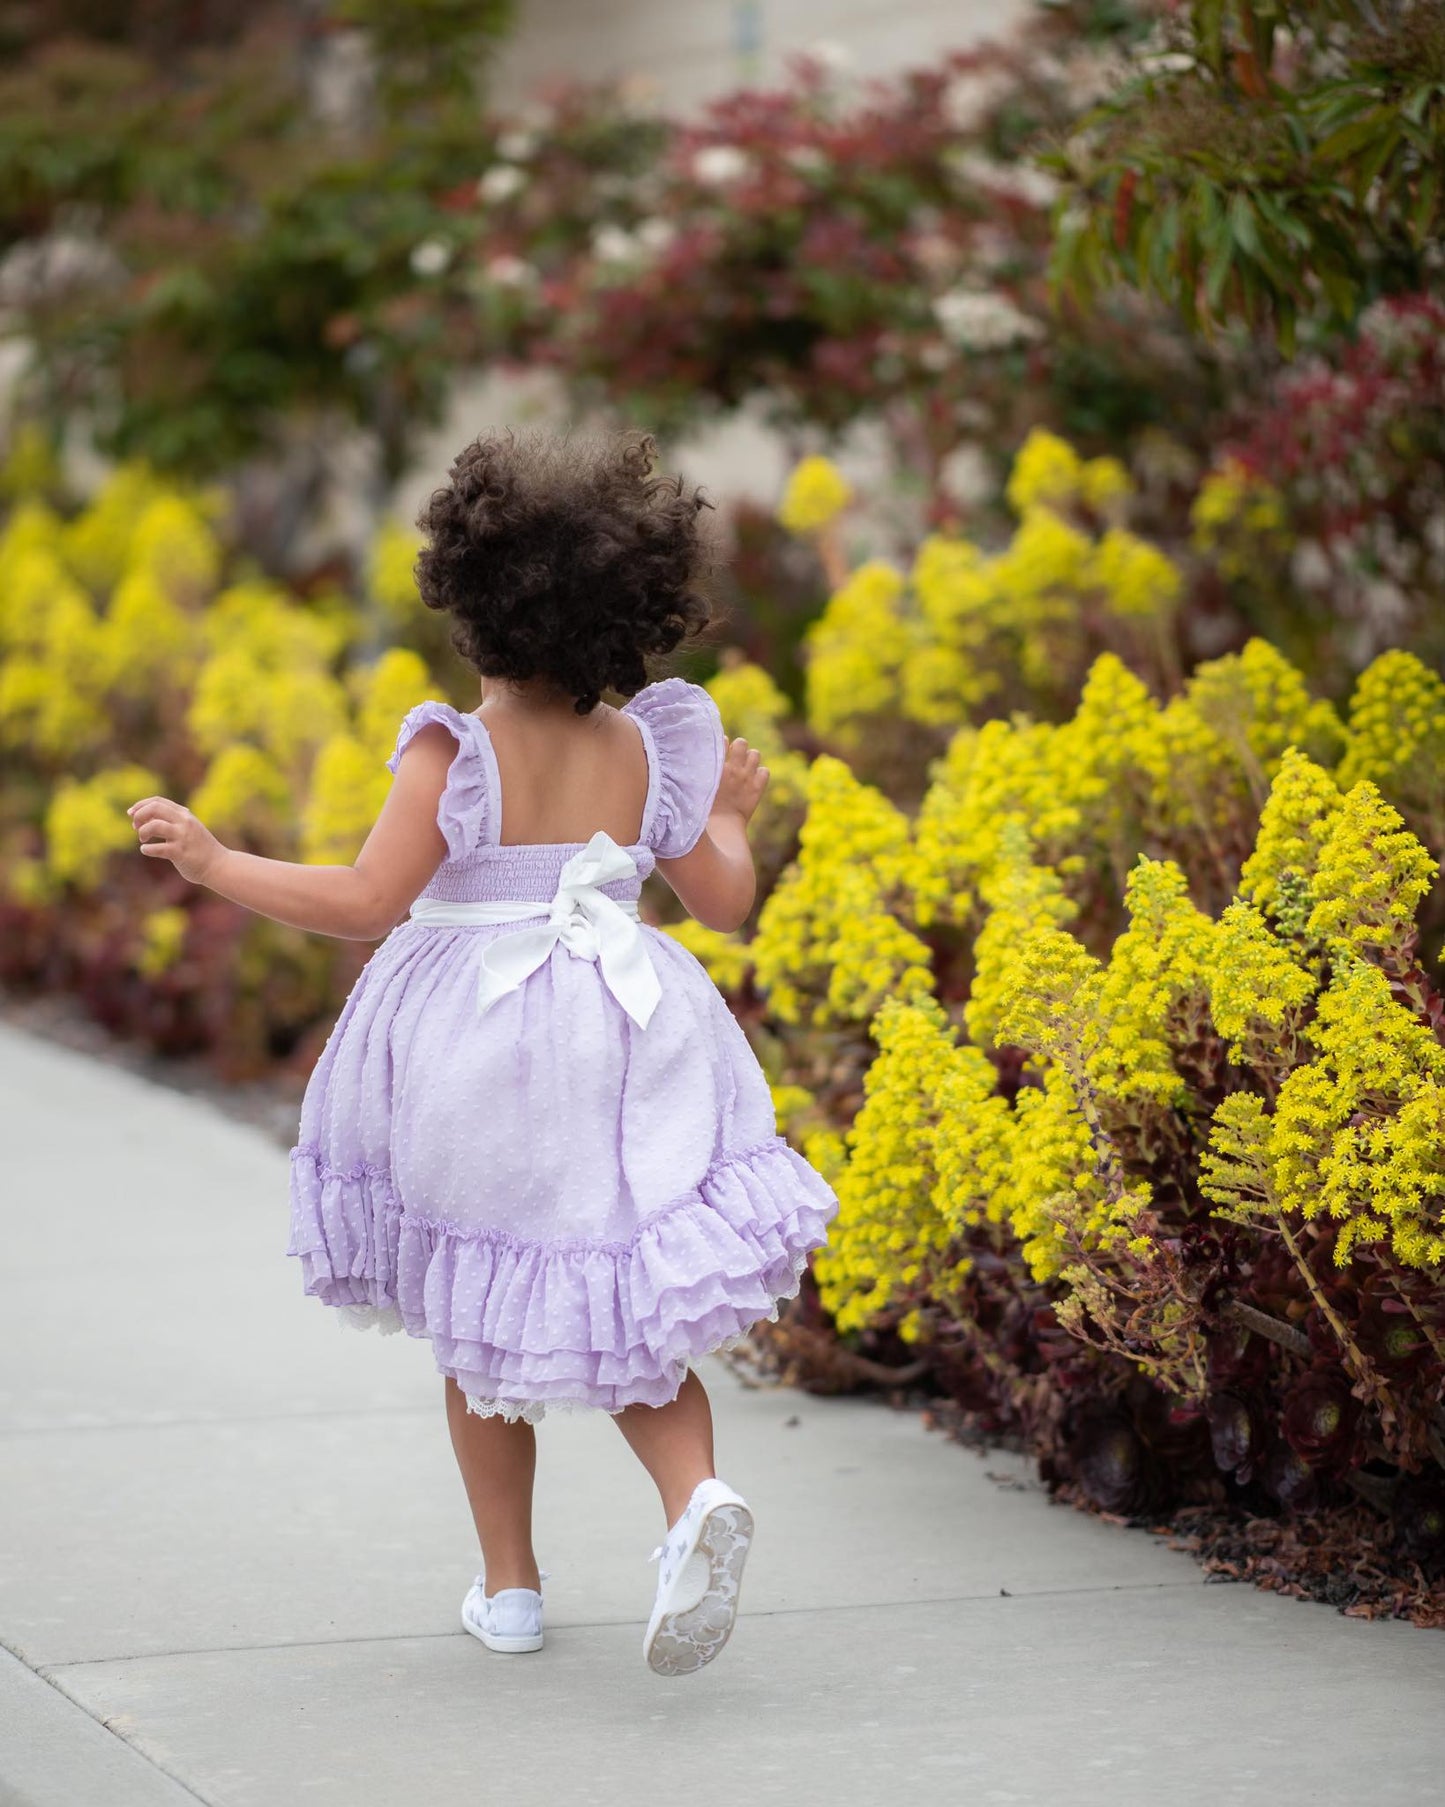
[129,722,457,941]
[655,737,768,933]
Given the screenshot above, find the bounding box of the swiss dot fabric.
[287,677,838,1420]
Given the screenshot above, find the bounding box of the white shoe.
[461,1568,549,1654]
[643,1478,754,1677]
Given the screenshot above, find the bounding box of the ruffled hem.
[290,1135,836,1420]
[336,1301,791,1422]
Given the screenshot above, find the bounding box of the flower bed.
[702,450,1445,1622]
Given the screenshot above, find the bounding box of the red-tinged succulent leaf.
[1262,1442,1319,1514]
[1281,1375,1364,1471]
[1070,1409,1155,1516]
[1207,1392,1260,1479]
[1356,1297,1432,1376]
[1392,1474,1445,1572]
[1207,1322,1271,1389]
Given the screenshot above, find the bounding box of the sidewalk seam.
[37,1576,1205,1670]
[0,1634,214,1806]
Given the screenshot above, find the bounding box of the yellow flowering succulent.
[134,905,190,979]
[258,668,351,771]
[1004,428,1083,515]
[998,1067,1123,1283]
[1203,960,1445,1270]
[815,997,974,1333]
[706,658,791,746]
[62,465,167,593]
[189,744,295,846]
[1083,857,1217,1107]
[662,919,753,995]
[0,422,62,499]
[1237,747,1344,928]
[963,831,1079,1049]
[1087,526,1181,620]
[1338,648,1445,843]
[126,494,222,601]
[200,580,349,665]
[46,765,164,889]
[353,647,435,759]
[369,520,427,626]
[802,559,911,742]
[911,718,1077,929]
[796,432,1190,748]
[300,731,389,866]
[1190,457,1289,577]
[751,753,930,1026]
[777,455,852,535]
[1078,455,1132,517]
[0,504,67,645]
[769,1083,818,1139]
[1306,781,1439,966]
[1184,638,1344,784]
[1206,898,1316,1065]
[97,567,198,699]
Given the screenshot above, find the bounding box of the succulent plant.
[1356,1293,1432,1378]
[1281,1374,1364,1473]
[1206,1321,1271,1391]
[1069,1407,1158,1516]
[1262,1441,1319,1514]
[1392,1473,1445,1572]
[1207,1391,1264,1483]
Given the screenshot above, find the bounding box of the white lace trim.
[336,1302,405,1336]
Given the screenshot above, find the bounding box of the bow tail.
[475,924,563,1017]
[592,897,662,1030]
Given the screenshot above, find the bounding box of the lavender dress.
[286,677,838,1422]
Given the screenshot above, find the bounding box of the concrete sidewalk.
[2,1019,1441,1807]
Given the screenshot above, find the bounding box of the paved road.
[2,1020,1442,1807]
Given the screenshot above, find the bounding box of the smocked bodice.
[416,840,657,907]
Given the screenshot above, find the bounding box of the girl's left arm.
[128,721,458,942]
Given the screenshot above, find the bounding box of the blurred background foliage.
[2,0,1444,1616]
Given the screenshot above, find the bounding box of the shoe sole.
[461,1602,544,1654]
[644,1500,754,1678]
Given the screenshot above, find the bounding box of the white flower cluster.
[948,150,1059,211]
[590,218,677,267]
[409,238,451,278]
[485,255,534,289]
[478,165,526,205]
[496,129,538,163]
[691,144,751,185]
[932,288,1043,351]
[939,67,1010,134]
[786,146,830,179]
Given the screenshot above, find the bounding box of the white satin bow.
[408,830,662,1030]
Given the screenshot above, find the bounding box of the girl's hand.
[127,796,228,886]
[714,735,769,824]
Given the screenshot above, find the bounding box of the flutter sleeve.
[385,700,495,861]
[624,677,727,859]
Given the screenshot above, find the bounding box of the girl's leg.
[444,1376,541,1594]
[614,1367,718,1527]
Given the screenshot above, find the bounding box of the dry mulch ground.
[926,1401,1445,1630]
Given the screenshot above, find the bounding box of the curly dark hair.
[413,429,716,715]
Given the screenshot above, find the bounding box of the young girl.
[127,430,838,1678]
